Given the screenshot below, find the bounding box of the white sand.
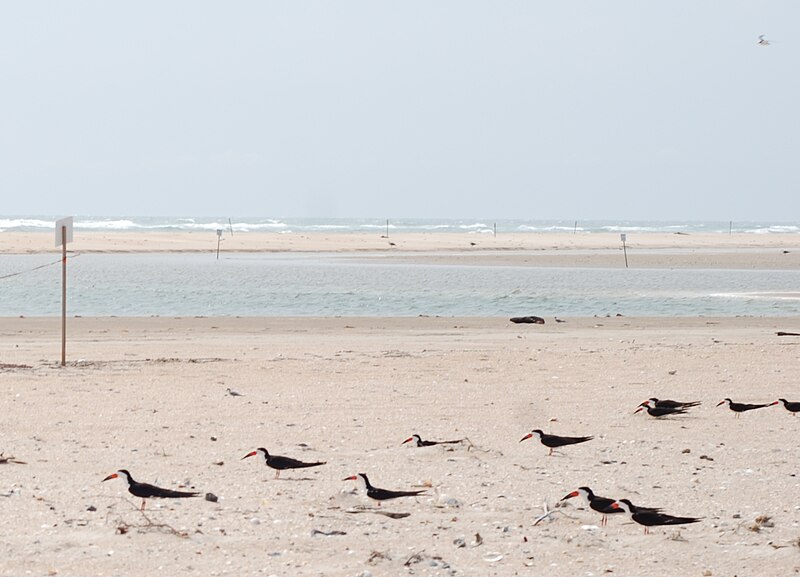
[1,316,799,576]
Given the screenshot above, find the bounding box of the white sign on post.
[620,233,626,242]
[55,216,74,247]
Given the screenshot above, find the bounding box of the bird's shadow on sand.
[274,476,317,482]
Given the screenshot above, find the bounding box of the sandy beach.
[3,230,800,269]
[1,315,799,576]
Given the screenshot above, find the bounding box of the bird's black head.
[103,469,133,483]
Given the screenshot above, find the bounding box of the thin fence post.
[61,226,67,366]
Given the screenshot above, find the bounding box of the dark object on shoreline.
[776,331,800,336]
[510,316,545,324]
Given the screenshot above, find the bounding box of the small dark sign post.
[55,217,73,366]
[216,229,223,260]
[620,233,628,268]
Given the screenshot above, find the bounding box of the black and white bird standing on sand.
[634,400,689,418]
[716,398,774,417]
[610,498,701,534]
[775,398,800,415]
[519,429,593,455]
[102,469,200,511]
[343,473,426,501]
[241,447,326,479]
[401,434,463,447]
[560,486,662,526]
[641,398,701,410]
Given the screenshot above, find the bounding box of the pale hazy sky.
[1,2,797,220]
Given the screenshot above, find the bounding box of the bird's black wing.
[269,455,326,469]
[130,481,199,499]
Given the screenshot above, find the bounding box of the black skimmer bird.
[775,398,800,415]
[634,400,689,418]
[642,398,700,410]
[716,398,773,417]
[758,34,771,46]
[102,469,200,511]
[343,473,426,501]
[519,429,593,455]
[241,447,326,479]
[610,498,700,534]
[560,487,661,526]
[401,434,463,447]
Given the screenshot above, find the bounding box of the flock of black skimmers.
[102,395,799,533]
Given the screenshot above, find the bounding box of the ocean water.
[1,215,799,235]
[1,252,799,317]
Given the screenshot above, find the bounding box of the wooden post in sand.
[55,217,73,367]
[729,220,732,235]
[573,221,577,234]
[216,229,223,260]
[228,218,234,236]
[385,219,389,239]
[620,233,628,268]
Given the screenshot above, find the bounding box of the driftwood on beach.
[775,331,800,336]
